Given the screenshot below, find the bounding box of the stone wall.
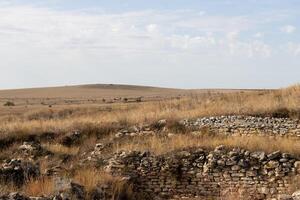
[182,116,300,137]
[105,146,300,199]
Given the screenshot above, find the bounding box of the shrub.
[3,101,15,106]
[136,97,142,102]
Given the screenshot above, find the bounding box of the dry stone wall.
[105,146,300,199]
[182,116,300,137]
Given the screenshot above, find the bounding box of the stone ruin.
[182,116,300,137]
[104,146,300,199]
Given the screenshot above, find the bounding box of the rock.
[129,132,137,137]
[90,143,105,157]
[292,190,300,200]
[277,194,293,200]
[268,151,281,160]
[128,126,139,133]
[18,141,45,158]
[251,151,266,161]
[115,132,123,138]
[265,161,279,169]
[231,165,241,171]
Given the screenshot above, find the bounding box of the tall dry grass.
[43,143,79,156]
[73,168,118,192]
[73,168,133,199]
[0,85,298,139]
[113,134,300,155]
[22,177,55,197]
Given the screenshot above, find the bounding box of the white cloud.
[0,4,298,89]
[254,32,264,38]
[146,24,158,33]
[227,31,239,40]
[0,5,274,58]
[287,42,300,56]
[280,25,296,34]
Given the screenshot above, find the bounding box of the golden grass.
[43,143,79,156]
[23,177,55,196]
[0,84,298,140]
[73,168,133,199]
[114,134,300,155]
[73,168,116,191]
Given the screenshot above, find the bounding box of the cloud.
[287,42,300,56]
[280,25,296,33]
[0,5,274,58]
[146,24,158,33]
[0,3,298,89]
[253,32,264,38]
[227,31,239,40]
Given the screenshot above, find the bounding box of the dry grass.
[73,168,116,191]
[0,184,17,195]
[22,177,55,196]
[0,84,298,141]
[73,168,133,198]
[43,143,79,156]
[0,84,298,199]
[114,134,300,155]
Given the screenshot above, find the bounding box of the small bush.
[136,97,142,102]
[3,101,15,106]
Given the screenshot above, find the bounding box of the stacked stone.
[114,125,156,138]
[105,147,300,199]
[182,116,300,137]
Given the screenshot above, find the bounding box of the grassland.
[0,84,298,139]
[0,83,299,198]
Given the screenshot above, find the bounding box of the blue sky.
[0,0,299,89]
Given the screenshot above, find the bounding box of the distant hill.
[0,84,268,99]
[0,84,187,99]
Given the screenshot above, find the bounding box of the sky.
[0,0,299,89]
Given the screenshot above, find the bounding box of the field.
[0,84,299,199]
